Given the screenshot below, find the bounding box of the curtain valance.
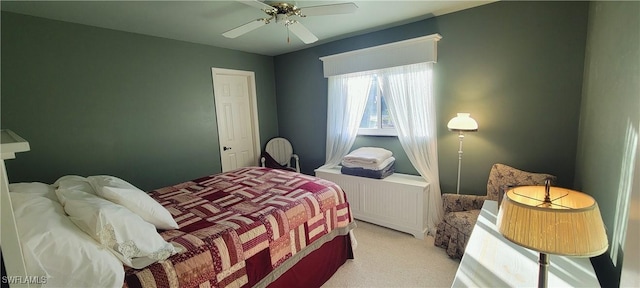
[319,34,442,78]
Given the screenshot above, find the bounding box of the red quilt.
[123,167,354,288]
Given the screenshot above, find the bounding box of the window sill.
[358,129,398,137]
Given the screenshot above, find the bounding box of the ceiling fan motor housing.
[275,13,287,23]
[268,2,303,18]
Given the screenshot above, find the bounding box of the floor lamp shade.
[447,113,478,131]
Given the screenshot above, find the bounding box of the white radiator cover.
[315,167,430,239]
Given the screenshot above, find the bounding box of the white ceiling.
[1,1,495,56]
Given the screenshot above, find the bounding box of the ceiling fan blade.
[287,22,318,44]
[222,19,267,38]
[236,0,276,13]
[301,3,358,16]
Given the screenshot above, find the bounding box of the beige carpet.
[322,221,460,288]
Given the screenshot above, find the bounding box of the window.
[320,35,442,232]
[358,75,397,136]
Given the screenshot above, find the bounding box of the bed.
[2,136,355,288]
[122,167,355,288]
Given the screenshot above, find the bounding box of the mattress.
[123,167,355,288]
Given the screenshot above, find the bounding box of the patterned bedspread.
[123,167,354,288]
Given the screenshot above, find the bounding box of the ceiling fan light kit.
[223,0,358,44]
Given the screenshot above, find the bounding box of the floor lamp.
[447,113,478,194]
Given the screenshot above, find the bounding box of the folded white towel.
[342,147,393,165]
[342,156,396,171]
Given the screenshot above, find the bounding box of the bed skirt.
[264,230,353,287]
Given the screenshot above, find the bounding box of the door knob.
[223,146,232,151]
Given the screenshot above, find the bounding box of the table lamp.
[447,113,478,194]
[496,180,608,288]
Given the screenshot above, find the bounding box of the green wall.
[1,12,279,191]
[1,1,637,285]
[574,2,640,286]
[274,1,589,193]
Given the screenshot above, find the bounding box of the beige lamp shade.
[447,113,478,131]
[496,186,608,257]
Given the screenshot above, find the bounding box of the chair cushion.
[435,209,481,259]
[442,209,481,236]
[261,151,296,172]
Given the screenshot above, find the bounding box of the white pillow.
[10,192,124,287]
[9,182,57,202]
[53,175,94,190]
[54,175,97,205]
[87,175,178,230]
[61,190,178,269]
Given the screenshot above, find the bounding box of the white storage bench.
[315,167,430,239]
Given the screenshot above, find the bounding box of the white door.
[211,68,260,172]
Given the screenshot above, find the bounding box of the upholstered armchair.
[434,163,557,259]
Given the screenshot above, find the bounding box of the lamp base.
[538,252,549,288]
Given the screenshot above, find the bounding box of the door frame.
[211,67,261,171]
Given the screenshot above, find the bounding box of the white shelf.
[1,129,31,287]
[1,130,30,160]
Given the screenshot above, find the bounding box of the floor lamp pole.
[455,131,465,194]
[538,252,549,288]
[447,112,478,194]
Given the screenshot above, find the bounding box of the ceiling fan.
[223,0,358,44]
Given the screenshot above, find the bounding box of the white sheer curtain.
[378,62,443,235]
[320,72,373,168]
